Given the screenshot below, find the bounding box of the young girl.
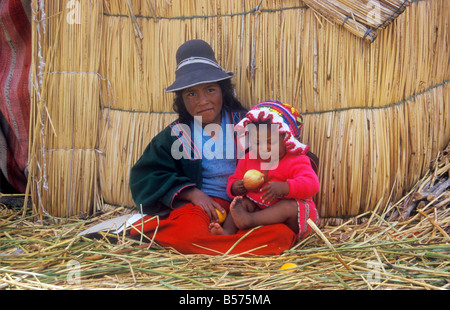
[209,101,320,238]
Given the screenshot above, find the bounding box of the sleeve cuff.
[161,183,196,209]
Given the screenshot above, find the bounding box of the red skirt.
[129,198,316,255]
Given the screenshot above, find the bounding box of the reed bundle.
[304,83,450,218]
[302,0,411,42]
[98,110,177,206]
[29,0,103,217]
[29,0,449,219]
[387,142,450,222]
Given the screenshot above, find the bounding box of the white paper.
[77,214,147,236]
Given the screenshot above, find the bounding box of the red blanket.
[0,0,31,193]
[129,198,299,256]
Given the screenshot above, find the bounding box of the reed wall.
[30,0,450,218]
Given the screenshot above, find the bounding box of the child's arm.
[284,155,320,199]
[227,159,248,198]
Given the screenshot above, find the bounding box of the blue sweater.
[130,109,246,216]
[193,111,236,202]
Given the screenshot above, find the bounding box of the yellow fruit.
[243,169,265,191]
[215,209,227,224]
[279,263,297,273]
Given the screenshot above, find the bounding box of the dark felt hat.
[165,40,234,92]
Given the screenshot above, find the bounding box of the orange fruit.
[215,209,227,224]
[279,262,297,273]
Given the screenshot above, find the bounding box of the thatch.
[1,142,448,290]
[28,0,450,219]
[4,0,447,292]
[303,0,412,42]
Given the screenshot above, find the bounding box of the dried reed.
[1,142,448,290]
[98,109,177,206]
[29,0,449,219]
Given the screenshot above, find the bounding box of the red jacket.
[227,152,320,207]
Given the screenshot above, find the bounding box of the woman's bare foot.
[209,222,225,235]
[230,197,254,230]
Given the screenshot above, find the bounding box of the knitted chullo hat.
[235,100,309,155]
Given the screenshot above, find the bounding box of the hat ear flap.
[296,115,304,134]
[281,103,304,139]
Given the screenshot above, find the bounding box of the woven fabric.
[0,0,31,192]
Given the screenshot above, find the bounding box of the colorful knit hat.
[235,100,309,154]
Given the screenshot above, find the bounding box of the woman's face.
[181,82,223,126]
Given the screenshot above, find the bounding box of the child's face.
[249,124,287,162]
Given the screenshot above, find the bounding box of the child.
[209,101,320,238]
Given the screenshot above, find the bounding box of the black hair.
[172,79,247,124]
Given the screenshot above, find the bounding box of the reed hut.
[28,0,449,220]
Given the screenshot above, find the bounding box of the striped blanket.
[0,0,31,193]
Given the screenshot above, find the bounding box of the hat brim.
[165,65,234,92]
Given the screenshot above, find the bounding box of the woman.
[129,40,298,255]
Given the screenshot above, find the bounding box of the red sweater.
[227,153,320,207]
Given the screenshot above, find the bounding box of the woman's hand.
[260,182,290,204]
[231,180,247,196]
[177,187,225,222]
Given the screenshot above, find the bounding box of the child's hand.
[260,182,290,203]
[231,180,247,196]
